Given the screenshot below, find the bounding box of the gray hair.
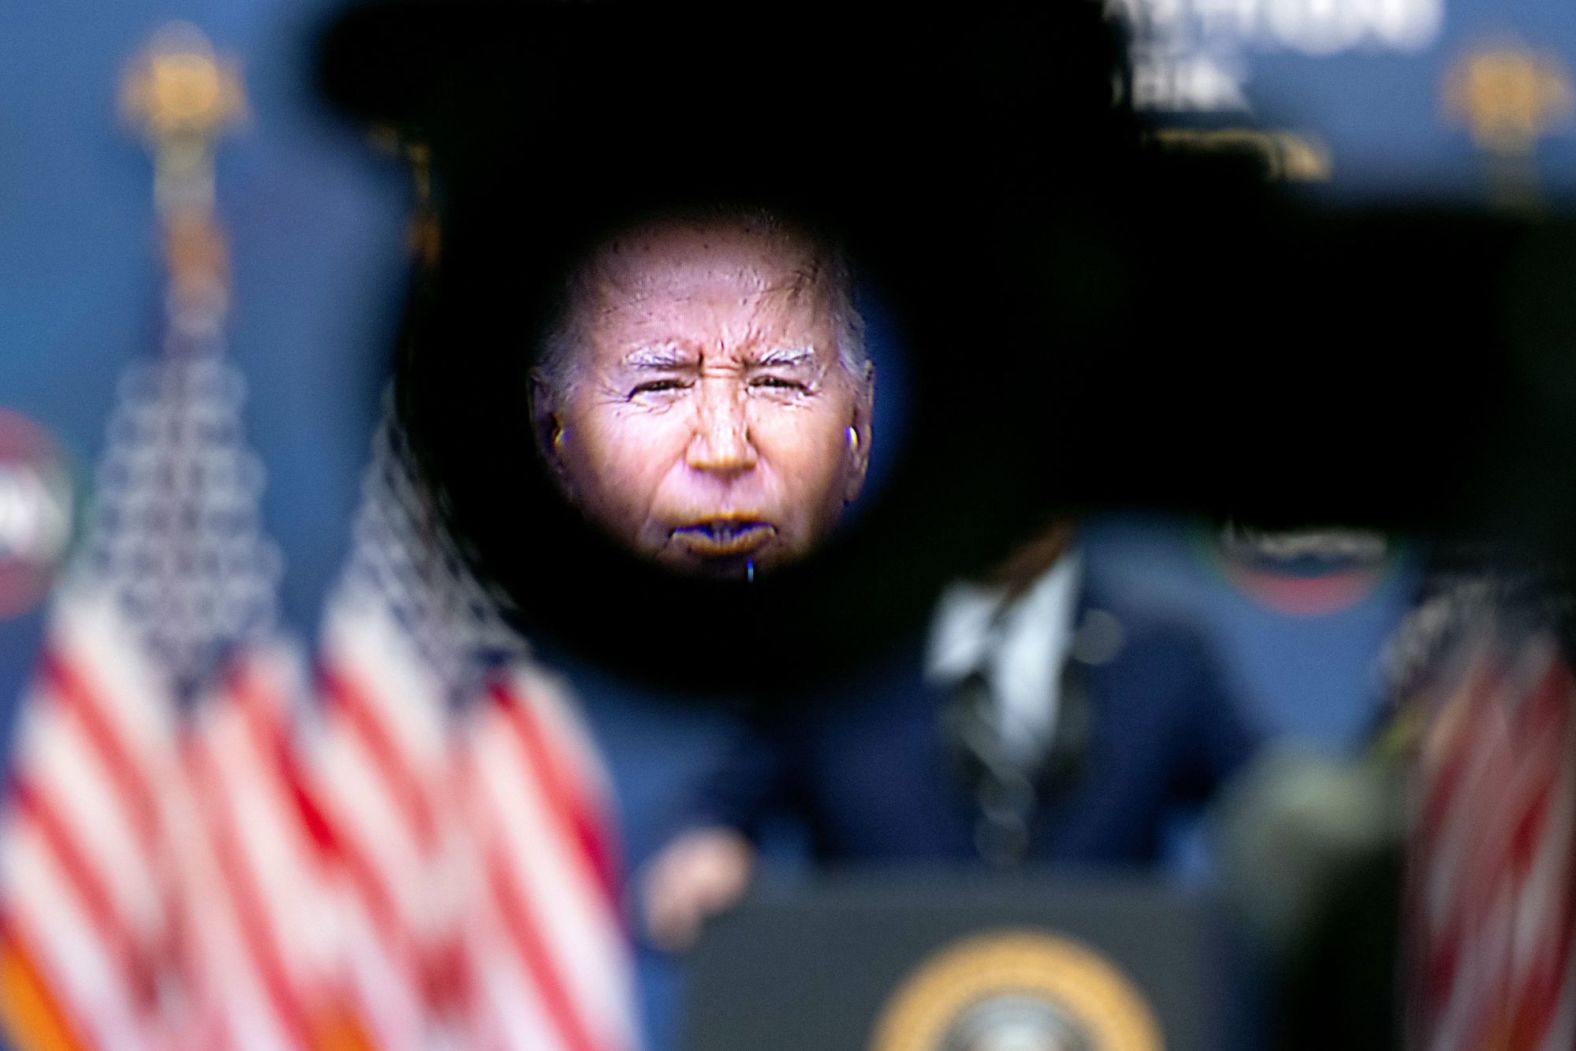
[534,212,868,403]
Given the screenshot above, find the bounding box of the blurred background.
[4,1,1576,1049]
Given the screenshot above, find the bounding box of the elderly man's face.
[538,220,873,578]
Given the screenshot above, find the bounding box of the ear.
[844,360,875,503]
[529,369,572,490]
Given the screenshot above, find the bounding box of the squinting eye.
[629,379,690,397]
[750,376,808,392]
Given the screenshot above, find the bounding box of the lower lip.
[672,523,775,558]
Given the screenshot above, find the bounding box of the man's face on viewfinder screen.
[534,215,874,579]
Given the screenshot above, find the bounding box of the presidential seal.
[869,930,1162,1051]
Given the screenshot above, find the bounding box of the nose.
[686,381,758,476]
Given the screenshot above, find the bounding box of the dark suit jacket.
[682,588,1263,867]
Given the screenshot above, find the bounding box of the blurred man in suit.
[640,522,1264,949]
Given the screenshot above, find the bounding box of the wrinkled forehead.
[574,218,834,330]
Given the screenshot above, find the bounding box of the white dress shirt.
[924,552,1084,767]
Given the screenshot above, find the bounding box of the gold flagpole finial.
[120,22,247,218]
[1444,37,1573,209]
[1445,40,1572,155]
[120,23,247,330]
[401,140,441,269]
[369,126,442,269]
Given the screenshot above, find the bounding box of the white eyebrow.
[754,345,817,368]
[622,344,693,370]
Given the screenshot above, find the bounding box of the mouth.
[670,519,776,559]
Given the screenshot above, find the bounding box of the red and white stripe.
[1,569,643,1051]
[172,641,359,1051]
[1411,632,1576,1051]
[310,594,465,1049]
[0,588,182,1051]
[455,666,637,1051]
[1503,647,1576,1051]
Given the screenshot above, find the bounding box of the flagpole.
[120,23,245,342]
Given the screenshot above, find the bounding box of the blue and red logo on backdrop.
[0,409,74,618]
[1201,523,1397,617]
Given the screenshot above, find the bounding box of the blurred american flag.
[0,60,637,1047]
[308,405,640,1051]
[1406,596,1576,1051]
